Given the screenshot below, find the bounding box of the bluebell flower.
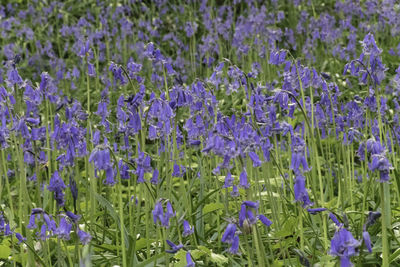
[87,62,96,77]
[228,235,240,254]
[290,136,310,172]
[222,223,237,244]
[329,213,342,227]
[258,215,272,227]
[6,68,23,86]
[77,230,92,245]
[239,169,250,189]
[239,204,247,227]
[183,220,194,237]
[172,162,181,177]
[365,211,381,227]
[186,251,195,267]
[118,160,130,180]
[166,240,183,254]
[89,146,112,170]
[152,201,164,225]
[65,211,81,223]
[15,233,26,244]
[294,173,313,208]
[37,224,49,240]
[163,201,176,227]
[223,171,234,188]
[330,228,360,267]
[27,213,37,229]
[153,201,175,228]
[269,50,287,65]
[369,152,392,182]
[0,213,4,231]
[48,171,67,206]
[104,167,116,185]
[150,169,159,185]
[55,217,72,240]
[362,231,372,253]
[248,151,262,167]
[242,201,259,210]
[230,185,239,197]
[4,224,12,236]
[307,208,327,215]
[246,209,257,225]
[135,150,152,182]
[109,62,127,85]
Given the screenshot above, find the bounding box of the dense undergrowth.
[0,0,400,266]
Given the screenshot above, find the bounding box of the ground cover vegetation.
[0,0,399,266]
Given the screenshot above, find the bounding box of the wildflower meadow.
[0,0,400,266]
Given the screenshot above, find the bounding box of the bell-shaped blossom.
[330,228,360,267]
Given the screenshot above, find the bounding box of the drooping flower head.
[330,228,360,267]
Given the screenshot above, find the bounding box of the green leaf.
[135,238,154,251]
[274,217,297,238]
[92,191,130,249]
[390,248,400,263]
[0,245,11,259]
[173,250,187,267]
[210,252,228,265]
[202,203,224,215]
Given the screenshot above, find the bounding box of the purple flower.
[48,171,67,206]
[230,185,239,197]
[258,215,272,227]
[152,201,175,228]
[15,233,26,244]
[77,230,92,245]
[293,173,313,208]
[369,153,392,182]
[152,201,164,225]
[183,220,194,237]
[55,217,72,240]
[290,136,310,172]
[150,169,159,185]
[223,171,234,188]
[4,224,12,236]
[246,209,257,225]
[43,213,57,232]
[172,163,181,177]
[222,223,237,244]
[87,62,96,77]
[89,146,111,170]
[186,251,195,267]
[228,235,240,254]
[239,169,250,189]
[27,213,37,229]
[365,211,381,227]
[239,204,247,227]
[307,208,327,215]
[166,240,183,254]
[242,201,259,210]
[329,213,343,227]
[7,68,23,86]
[362,231,372,253]
[248,151,262,167]
[103,167,116,185]
[330,228,360,267]
[65,211,81,223]
[135,150,153,182]
[37,224,49,240]
[163,201,176,227]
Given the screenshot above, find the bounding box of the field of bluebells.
[1,0,400,266]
